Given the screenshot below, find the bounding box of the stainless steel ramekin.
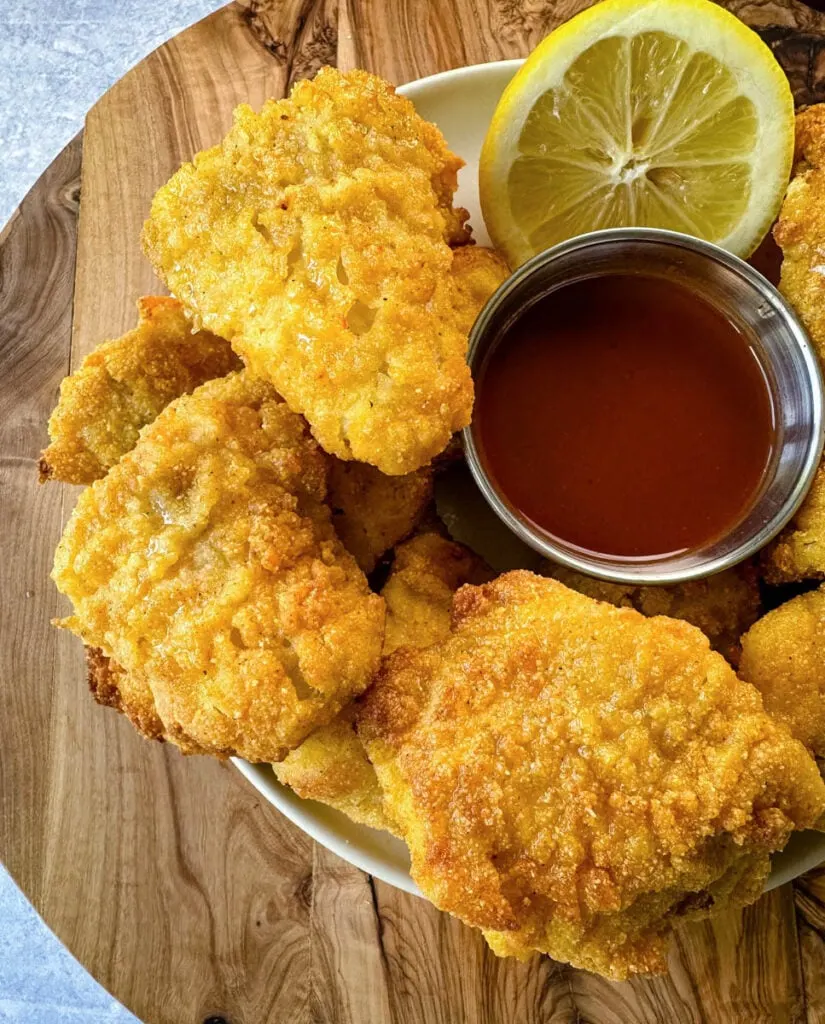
[463,227,825,585]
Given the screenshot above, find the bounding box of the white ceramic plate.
[234,59,825,896]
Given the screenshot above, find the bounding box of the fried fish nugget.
[328,460,433,574]
[40,296,239,484]
[86,647,208,755]
[274,533,489,830]
[543,562,761,665]
[449,245,510,332]
[86,647,165,743]
[53,371,385,761]
[763,462,825,583]
[740,585,825,756]
[764,106,825,581]
[360,571,825,979]
[382,532,492,654]
[143,68,483,475]
[774,106,825,364]
[272,705,390,830]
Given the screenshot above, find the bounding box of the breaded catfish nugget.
[543,561,761,665]
[381,532,492,654]
[328,460,433,574]
[360,572,825,979]
[764,462,825,582]
[765,106,825,581]
[273,705,391,830]
[40,297,238,484]
[740,584,825,756]
[773,105,825,365]
[449,244,510,332]
[84,646,213,755]
[274,533,490,829]
[52,371,385,761]
[86,648,166,743]
[143,68,499,475]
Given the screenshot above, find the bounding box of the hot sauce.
[474,273,775,559]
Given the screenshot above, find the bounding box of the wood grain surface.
[4,1,825,1021]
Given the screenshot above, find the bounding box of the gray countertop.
[0,3,223,1021]
[0,0,222,227]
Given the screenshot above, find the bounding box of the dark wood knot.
[239,0,289,63]
[754,25,825,107]
[61,180,81,214]
[295,872,313,909]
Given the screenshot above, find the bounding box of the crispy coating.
[272,705,391,830]
[328,460,433,574]
[740,585,825,757]
[53,371,385,761]
[274,533,489,830]
[86,647,165,743]
[360,571,825,979]
[382,532,493,655]
[774,106,825,364]
[765,106,825,581]
[322,246,507,565]
[40,297,239,484]
[85,647,209,755]
[143,68,486,475]
[449,245,510,332]
[542,562,761,666]
[763,462,825,583]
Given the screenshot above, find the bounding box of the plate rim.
[397,56,524,93]
[232,759,422,896]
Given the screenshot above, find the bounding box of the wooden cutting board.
[5,1,825,1021]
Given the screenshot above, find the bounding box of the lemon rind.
[480,0,794,266]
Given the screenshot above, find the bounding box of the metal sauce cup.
[463,227,825,585]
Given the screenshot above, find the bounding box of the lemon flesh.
[480,0,794,266]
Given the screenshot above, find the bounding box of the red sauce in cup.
[473,273,775,559]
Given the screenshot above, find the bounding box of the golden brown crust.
[449,246,510,332]
[274,532,490,830]
[53,371,385,761]
[766,106,825,581]
[543,562,762,666]
[762,462,825,583]
[86,646,131,712]
[273,707,395,832]
[328,460,433,574]
[40,296,239,484]
[86,647,210,754]
[86,647,164,742]
[360,571,825,978]
[740,584,825,757]
[382,532,492,654]
[142,68,486,475]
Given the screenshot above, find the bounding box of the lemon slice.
[479,0,794,266]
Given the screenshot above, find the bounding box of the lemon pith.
[480,0,794,266]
